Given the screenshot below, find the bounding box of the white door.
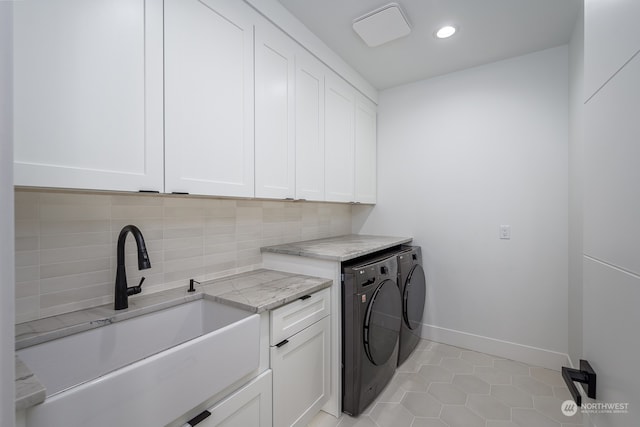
[254,23,296,199]
[354,95,377,204]
[199,370,272,427]
[13,0,163,192]
[295,52,326,201]
[271,317,330,427]
[324,73,356,203]
[581,2,640,424]
[164,0,255,197]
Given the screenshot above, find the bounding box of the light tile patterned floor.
[308,339,584,427]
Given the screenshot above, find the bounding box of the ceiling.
[277,0,582,90]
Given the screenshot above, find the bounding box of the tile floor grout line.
[313,338,574,427]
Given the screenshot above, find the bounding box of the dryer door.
[363,279,402,366]
[404,264,426,330]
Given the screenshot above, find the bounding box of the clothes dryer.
[396,246,426,366]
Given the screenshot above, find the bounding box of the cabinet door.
[254,24,296,199]
[165,0,255,197]
[13,0,163,192]
[295,52,326,201]
[199,370,272,427]
[354,95,377,204]
[271,316,330,427]
[324,73,356,203]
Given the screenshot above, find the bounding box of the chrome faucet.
[114,225,151,310]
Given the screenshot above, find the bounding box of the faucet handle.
[127,277,145,296]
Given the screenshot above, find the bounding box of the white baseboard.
[420,323,570,371]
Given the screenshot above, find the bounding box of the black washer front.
[364,279,402,365]
[403,264,426,330]
[341,254,401,416]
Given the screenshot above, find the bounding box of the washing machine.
[396,246,426,366]
[342,254,402,416]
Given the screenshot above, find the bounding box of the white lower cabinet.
[188,370,272,427]
[270,289,331,427]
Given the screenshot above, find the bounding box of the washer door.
[404,264,426,330]
[363,279,402,366]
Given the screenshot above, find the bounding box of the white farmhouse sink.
[17,299,260,427]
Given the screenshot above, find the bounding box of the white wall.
[567,4,584,368]
[0,3,15,427]
[354,46,569,368]
[581,0,640,425]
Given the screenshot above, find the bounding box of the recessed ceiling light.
[435,25,456,39]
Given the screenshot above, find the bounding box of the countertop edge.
[252,278,332,313]
[15,289,203,350]
[339,237,413,261]
[260,234,413,261]
[15,356,46,411]
[202,276,332,313]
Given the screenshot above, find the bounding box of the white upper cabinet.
[254,23,296,199]
[324,73,356,203]
[354,95,377,204]
[13,0,164,192]
[13,0,377,203]
[295,52,326,201]
[164,0,255,197]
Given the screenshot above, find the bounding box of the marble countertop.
[261,234,413,261]
[15,356,46,411]
[200,269,331,313]
[15,287,202,351]
[15,268,331,411]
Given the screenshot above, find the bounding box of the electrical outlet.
[499,225,511,240]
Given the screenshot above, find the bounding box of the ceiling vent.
[352,3,411,48]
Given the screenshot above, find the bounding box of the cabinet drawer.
[270,288,330,345]
[187,370,272,427]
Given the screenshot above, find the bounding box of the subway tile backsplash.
[14,190,352,323]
